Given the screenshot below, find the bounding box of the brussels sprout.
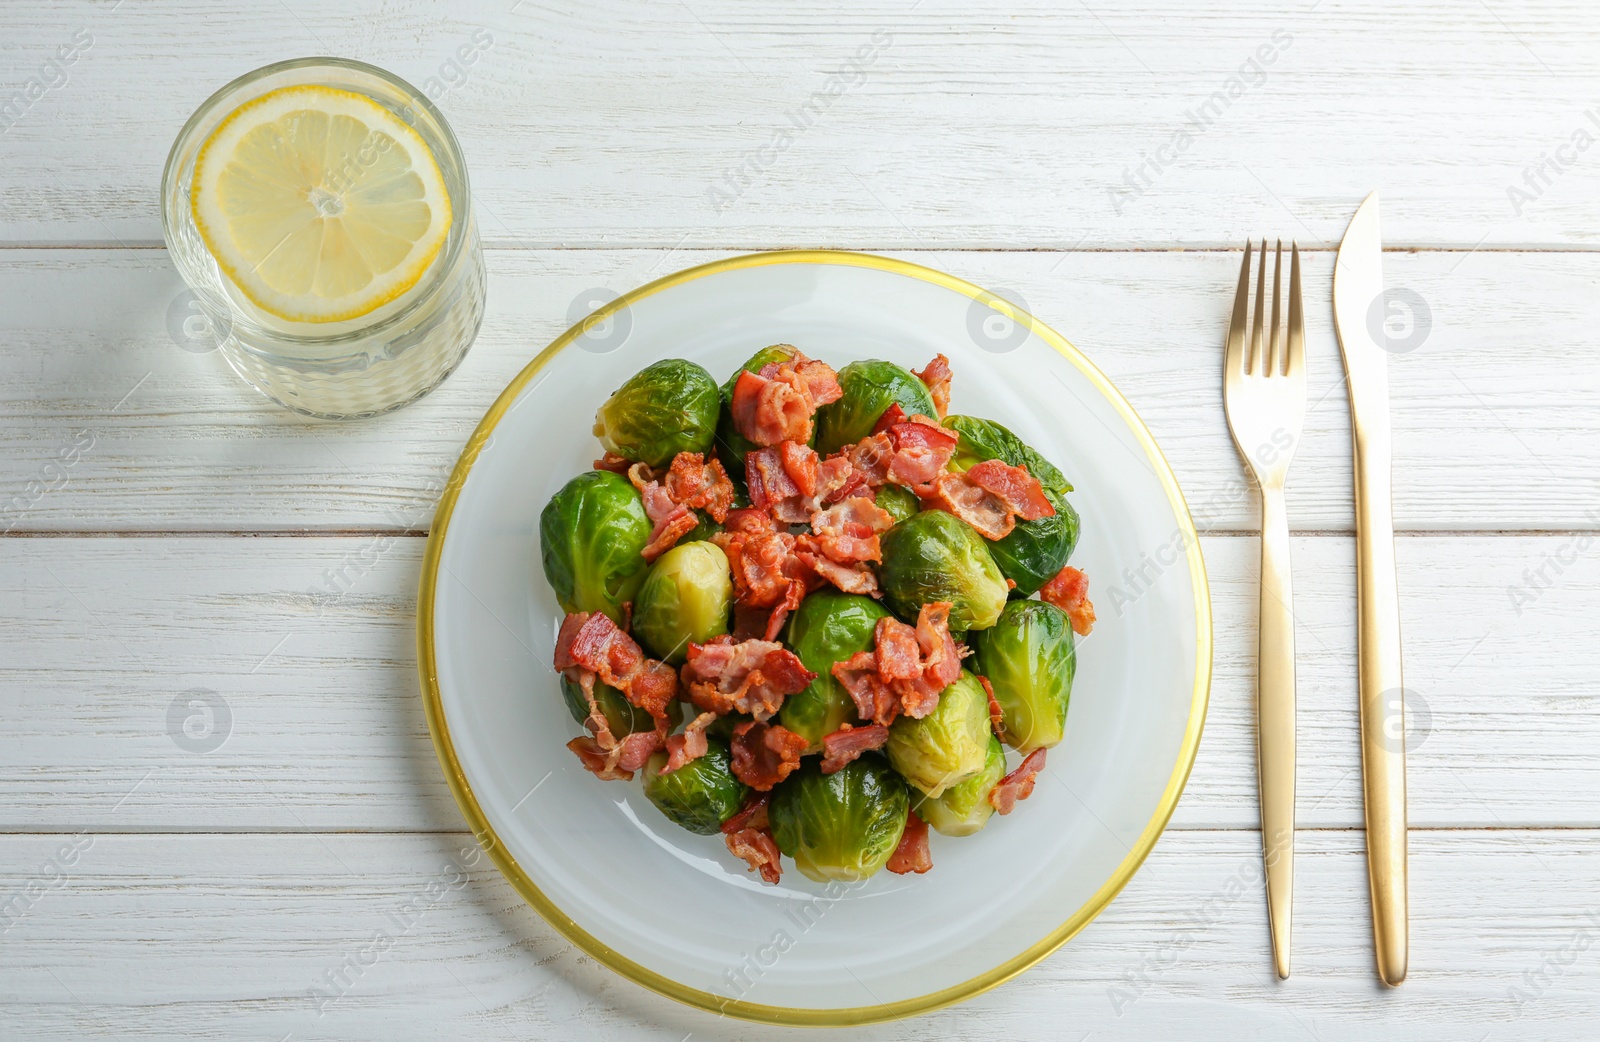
[778,590,891,749]
[593,359,721,468]
[643,739,749,835]
[943,415,1080,596]
[971,600,1075,752]
[878,510,1009,634]
[561,674,681,737]
[632,541,733,663]
[539,470,652,623]
[913,735,1006,837]
[814,359,938,455]
[769,757,909,882]
[715,345,801,477]
[886,671,994,797]
[874,483,920,525]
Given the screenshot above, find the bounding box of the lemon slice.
[191,85,452,323]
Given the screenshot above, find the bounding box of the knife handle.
[1257,484,1296,980]
[1353,428,1408,985]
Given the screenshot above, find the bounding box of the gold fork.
[1223,239,1306,980]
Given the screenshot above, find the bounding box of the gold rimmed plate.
[417,250,1211,1025]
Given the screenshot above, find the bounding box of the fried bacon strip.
[791,495,895,597]
[883,415,959,487]
[660,710,718,774]
[721,791,771,835]
[681,637,816,721]
[1040,565,1096,635]
[729,719,808,791]
[565,730,664,782]
[989,748,1047,814]
[627,452,735,561]
[917,458,1053,541]
[729,350,844,447]
[885,808,932,875]
[819,723,889,775]
[912,354,953,420]
[725,827,783,884]
[978,674,1005,738]
[554,611,679,719]
[746,441,861,524]
[714,512,813,639]
[593,451,631,475]
[829,602,967,726]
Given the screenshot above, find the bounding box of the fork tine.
[1226,240,1252,377]
[1250,240,1267,374]
[1287,241,1305,377]
[1269,239,1283,376]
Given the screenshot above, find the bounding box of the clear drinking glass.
[161,57,485,419]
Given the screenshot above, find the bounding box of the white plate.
[418,251,1211,1025]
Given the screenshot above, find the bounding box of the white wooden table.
[4,2,1598,1038]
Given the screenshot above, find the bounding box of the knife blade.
[1332,191,1409,986]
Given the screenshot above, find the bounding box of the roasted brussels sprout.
[539,470,652,623]
[913,734,1006,836]
[886,671,993,797]
[769,757,909,882]
[944,415,1080,596]
[561,674,681,737]
[593,359,721,468]
[643,739,748,835]
[814,359,938,455]
[715,344,801,477]
[778,590,890,749]
[971,599,1075,752]
[631,541,733,663]
[874,483,920,525]
[878,510,1009,634]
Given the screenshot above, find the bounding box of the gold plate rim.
[416,248,1213,1027]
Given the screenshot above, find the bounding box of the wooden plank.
[0,248,1594,533]
[0,828,1595,1038]
[2,1,1600,248]
[0,533,1594,832]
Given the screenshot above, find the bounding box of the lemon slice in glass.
[190,85,452,323]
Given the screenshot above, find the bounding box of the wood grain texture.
[2,829,1597,1040]
[1,247,1594,534]
[3,1,1600,248]
[1,533,1594,832]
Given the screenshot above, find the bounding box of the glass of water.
[161,57,486,419]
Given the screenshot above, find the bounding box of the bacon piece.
[729,720,809,791]
[721,791,771,834]
[642,507,698,562]
[565,726,665,782]
[1040,565,1096,636]
[566,736,634,781]
[874,617,923,681]
[964,459,1054,521]
[661,711,718,774]
[915,602,964,692]
[554,611,679,720]
[831,650,901,727]
[798,548,879,596]
[725,827,783,884]
[978,674,1005,738]
[809,497,894,565]
[593,452,632,475]
[990,748,1047,814]
[886,808,932,875]
[746,441,859,525]
[664,452,736,523]
[819,723,889,775]
[838,431,894,486]
[884,419,959,487]
[918,471,1015,540]
[729,352,843,448]
[682,638,816,721]
[912,354,953,420]
[828,601,967,724]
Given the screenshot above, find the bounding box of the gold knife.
[1332,191,1409,986]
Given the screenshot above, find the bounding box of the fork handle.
[1257,484,1296,980]
[1353,428,1409,986]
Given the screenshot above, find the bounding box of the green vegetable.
[682,509,722,544]
[943,415,1079,596]
[539,470,652,623]
[886,671,993,797]
[561,674,682,737]
[631,541,733,663]
[874,483,920,525]
[878,510,1009,634]
[769,757,909,882]
[913,735,1006,836]
[814,359,938,455]
[778,590,890,750]
[593,359,721,468]
[642,739,748,835]
[715,344,800,477]
[972,600,1075,752]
